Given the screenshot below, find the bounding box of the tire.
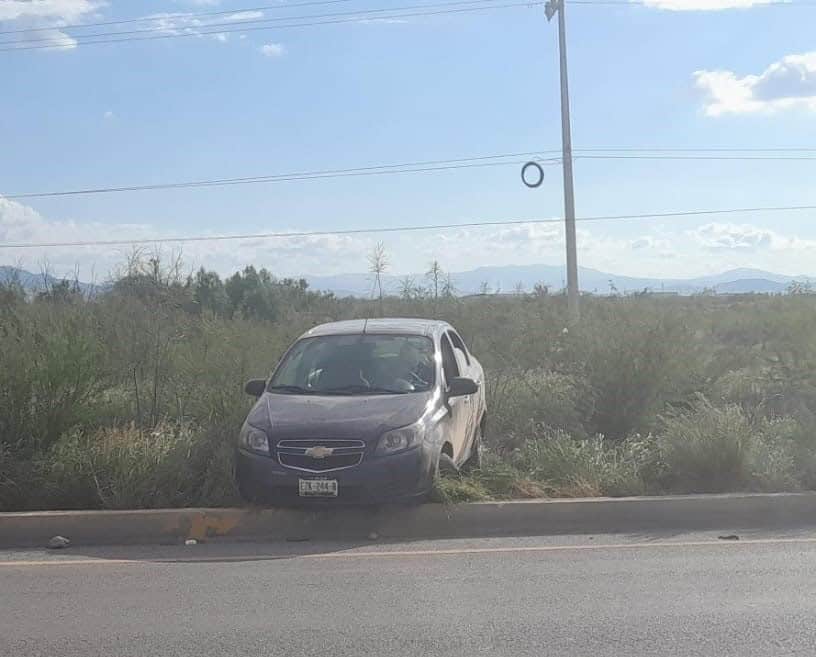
[437,451,459,477]
[461,425,482,473]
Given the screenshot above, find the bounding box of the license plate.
[298,479,338,497]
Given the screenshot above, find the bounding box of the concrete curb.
[2,493,816,548]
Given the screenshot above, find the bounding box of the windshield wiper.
[266,384,315,395]
[321,384,405,395]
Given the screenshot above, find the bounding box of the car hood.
[245,391,435,443]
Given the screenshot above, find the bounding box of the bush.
[0,302,107,456]
[654,398,804,493]
[431,475,492,503]
[560,300,701,439]
[485,369,589,450]
[7,264,816,511]
[509,430,647,497]
[41,422,240,510]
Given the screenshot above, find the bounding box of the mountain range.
[0,266,97,295]
[305,266,813,297]
[2,264,812,298]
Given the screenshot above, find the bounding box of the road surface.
[3,531,815,656]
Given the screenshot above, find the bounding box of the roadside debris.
[718,535,740,541]
[47,535,70,549]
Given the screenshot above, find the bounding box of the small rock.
[185,539,198,546]
[47,535,70,549]
[367,532,379,541]
[718,534,740,541]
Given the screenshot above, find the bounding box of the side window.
[447,331,470,366]
[439,335,460,386]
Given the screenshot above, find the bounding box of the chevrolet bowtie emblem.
[305,446,334,459]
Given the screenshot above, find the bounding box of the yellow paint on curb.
[186,512,242,541]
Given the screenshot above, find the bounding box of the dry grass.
[4,272,816,510]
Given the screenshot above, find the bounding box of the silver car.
[236,318,486,504]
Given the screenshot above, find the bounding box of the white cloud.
[0,1,104,51]
[137,10,265,44]
[689,223,816,253]
[224,11,263,22]
[4,197,816,282]
[694,52,816,116]
[0,195,376,279]
[103,110,114,119]
[629,236,672,252]
[640,0,775,9]
[259,42,285,57]
[691,223,775,250]
[0,1,102,22]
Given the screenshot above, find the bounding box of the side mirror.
[448,377,478,397]
[244,379,266,397]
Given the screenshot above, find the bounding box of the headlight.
[376,420,425,456]
[239,423,270,454]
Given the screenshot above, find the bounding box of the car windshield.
[269,334,435,395]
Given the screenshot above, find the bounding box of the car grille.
[276,439,365,473]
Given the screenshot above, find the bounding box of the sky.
[2,0,816,283]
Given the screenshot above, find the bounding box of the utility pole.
[545,0,580,318]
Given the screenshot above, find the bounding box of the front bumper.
[235,444,436,505]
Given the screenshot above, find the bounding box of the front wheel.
[437,451,459,477]
[461,425,482,473]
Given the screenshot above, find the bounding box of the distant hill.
[2,264,812,298]
[305,265,813,297]
[712,278,789,294]
[0,266,97,295]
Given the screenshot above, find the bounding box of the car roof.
[300,318,453,339]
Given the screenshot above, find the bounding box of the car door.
[447,330,479,450]
[439,333,469,463]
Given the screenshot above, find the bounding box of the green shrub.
[6,268,816,510]
[657,399,755,493]
[508,429,647,497]
[760,417,816,490]
[41,422,240,510]
[431,476,492,503]
[654,398,804,493]
[0,302,108,455]
[485,369,589,450]
[560,300,702,439]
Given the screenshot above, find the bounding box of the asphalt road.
[3,531,816,657]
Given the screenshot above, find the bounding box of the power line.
[0,1,543,52]
[2,0,811,38]
[576,154,816,161]
[0,0,358,36]
[4,151,562,200]
[569,0,816,4]
[8,148,816,200]
[0,0,515,47]
[2,204,815,250]
[575,147,816,152]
